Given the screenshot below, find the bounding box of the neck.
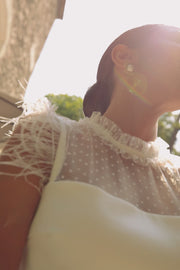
[104,90,161,142]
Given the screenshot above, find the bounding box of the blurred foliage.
[46,93,84,121]
[158,112,180,155]
[46,93,180,156]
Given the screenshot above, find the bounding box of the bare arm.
[0,100,60,269]
[0,153,41,270]
[0,121,43,270]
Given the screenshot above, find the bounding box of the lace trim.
[82,112,171,166]
[0,98,61,192]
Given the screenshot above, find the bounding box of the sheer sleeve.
[0,98,61,192]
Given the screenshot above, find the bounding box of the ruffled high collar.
[86,112,170,165]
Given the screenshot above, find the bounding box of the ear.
[111,44,136,72]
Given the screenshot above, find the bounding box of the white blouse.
[1,98,180,215]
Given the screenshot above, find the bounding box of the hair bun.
[83,81,111,117]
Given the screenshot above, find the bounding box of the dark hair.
[83,24,179,117]
[83,81,113,117]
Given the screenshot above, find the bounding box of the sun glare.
[25,0,180,103]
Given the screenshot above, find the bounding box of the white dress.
[1,98,180,269]
[21,181,180,270]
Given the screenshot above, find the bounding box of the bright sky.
[25,0,180,100]
[25,0,180,150]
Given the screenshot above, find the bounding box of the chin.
[167,104,180,112]
[160,101,180,113]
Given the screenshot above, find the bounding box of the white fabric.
[49,116,67,183]
[22,181,180,270]
[57,112,180,216]
[1,98,180,214]
[1,98,180,269]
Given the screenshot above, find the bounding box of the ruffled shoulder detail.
[0,97,64,192]
[82,112,172,166]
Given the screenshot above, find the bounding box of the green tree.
[158,112,180,155]
[46,93,84,121]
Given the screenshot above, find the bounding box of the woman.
[0,24,180,270]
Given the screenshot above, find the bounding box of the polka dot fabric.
[1,98,179,216]
[58,112,180,216]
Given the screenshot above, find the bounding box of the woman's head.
[83,24,180,117]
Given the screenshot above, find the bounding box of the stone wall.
[0,0,65,100]
[0,0,66,151]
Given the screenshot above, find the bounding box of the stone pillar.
[0,0,67,100]
[0,0,66,150]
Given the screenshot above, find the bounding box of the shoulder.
[0,97,79,189]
